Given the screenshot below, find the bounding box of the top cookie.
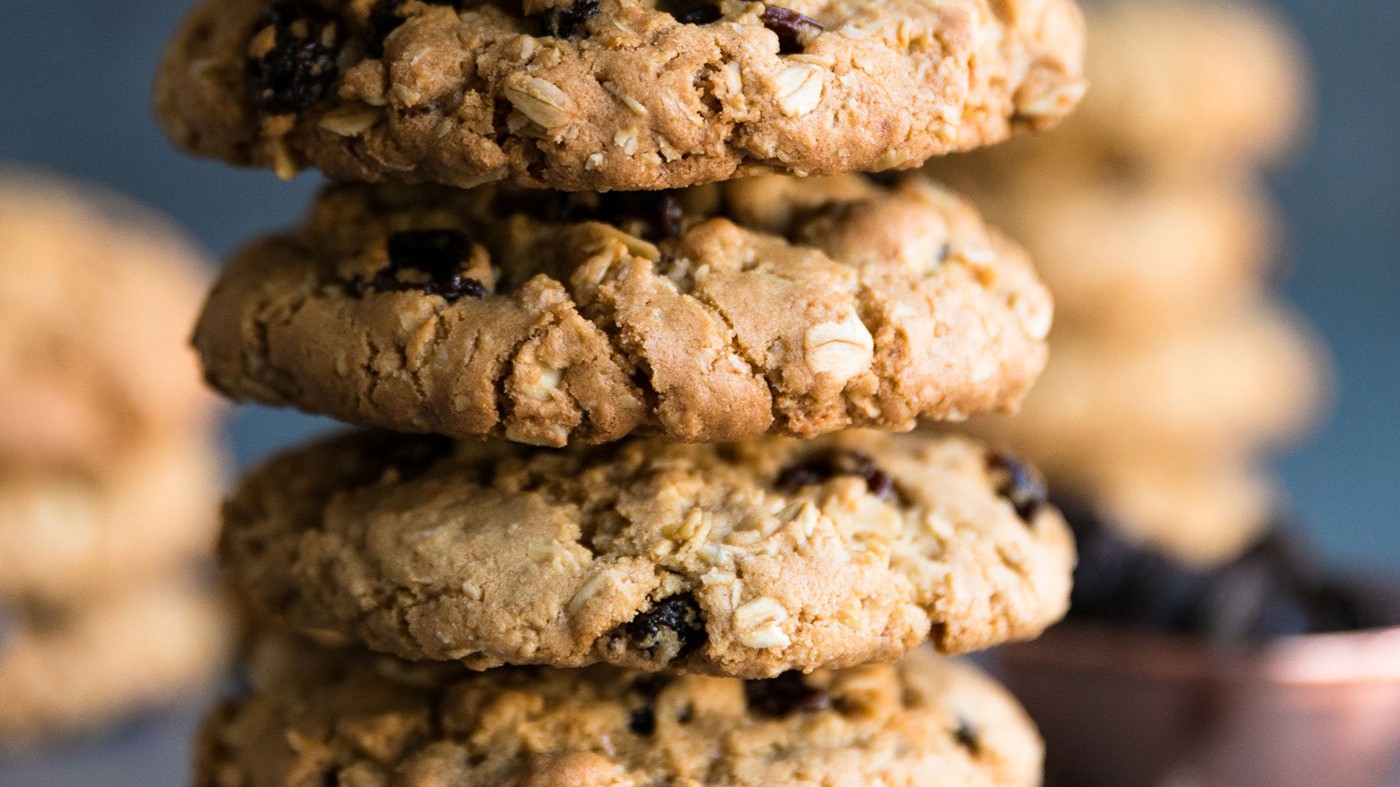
[155,0,1087,191]
[195,173,1052,445]
[0,170,215,468]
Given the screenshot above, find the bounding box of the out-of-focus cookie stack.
[930,0,1327,569]
[153,0,1093,782]
[0,172,232,747]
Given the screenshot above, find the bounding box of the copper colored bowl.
[997,623,1400,787]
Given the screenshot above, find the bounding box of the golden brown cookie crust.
[155,0,1086,190]
[194,174,1052,445]
[221,429,1073,677]
[196,637,1044,787]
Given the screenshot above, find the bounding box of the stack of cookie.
[154,0,1088,782]
[0,173,232,746]
[929,0,1327,568]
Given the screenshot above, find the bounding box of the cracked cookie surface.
[221,429,1073,677]
[197,636,1043,787]
[194,173,1052,445]
[155,0,1086,191]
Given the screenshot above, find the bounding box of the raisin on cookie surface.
[155,0,1086,191]
[194,174,1052,446]
[221,429,1073,677]
[197,637,1043,787]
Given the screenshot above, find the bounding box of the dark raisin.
[653,195,685,240]
[745,672,831,718]
[760,4,824,54]
[1058,498,1203,631]
[598,192,686,241]
[358,229,489,302]
[624,594,707,662]
[668,2,722,24]
[535,191,687,241]
[628,705,658,736]
[540,0,600,38]
[246,1,342,113]
[954,720,982,755]
[775,449,896,502]
[985,451,1046,523]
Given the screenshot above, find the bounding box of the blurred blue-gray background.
[1,1,1397,784]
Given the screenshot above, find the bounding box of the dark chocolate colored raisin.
[625,594,707,662]
[596,192,686,241]
[627,674,671,736]
[986,451,1046,523]
[247,1,342,113]
[760,4,824,54]
[652,195,685,241]
[540,0,600,38]
[360,229,488,302]
[954,720,982,755]
[775,449,896,501]
[628,706,658,735]
[745,672,832,718]
[665,1,722,24]
[532,191,687,241]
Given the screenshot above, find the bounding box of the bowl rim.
[1000,622,1400,685]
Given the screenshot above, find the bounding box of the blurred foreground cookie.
[0,436,222,601]
[0,170,214,466]
[925,164,1279,337]
[968,303,1328,469]
[0,579,233,746]
[1060,0,1309,169]
[1048,458,1276,568]
[197,637,1042,787]
[195,174,1052,445]
[222,430,1073,677]
[156,0,1086,191]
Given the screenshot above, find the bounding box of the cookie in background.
[928,1,1400,784]
[0,169,234,748]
